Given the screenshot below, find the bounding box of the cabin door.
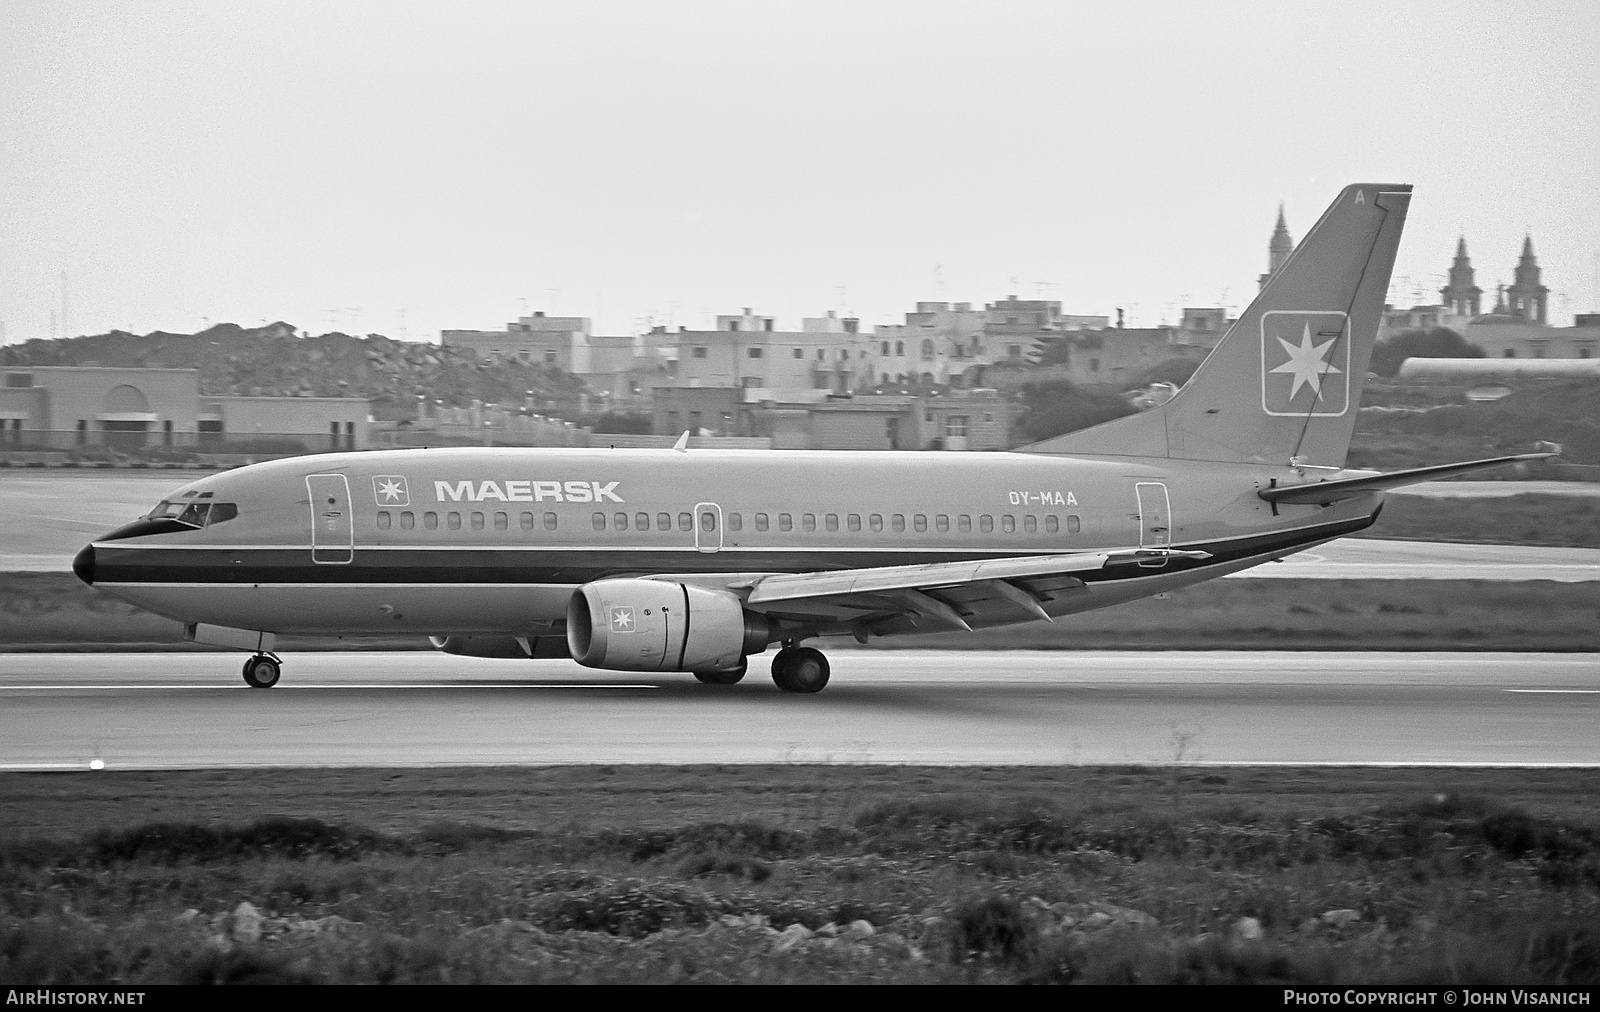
[307,473,354,564]
[694,502,723,553]
[1135,482,1171,568]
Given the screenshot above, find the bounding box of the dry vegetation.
[2,767,1597,984]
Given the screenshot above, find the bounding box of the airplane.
[72,183,1553,692]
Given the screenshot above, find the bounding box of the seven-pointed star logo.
[610,606,635,633]
[371,475,409,507]
[1260,311,1349,416]
[1270,322,1343,401]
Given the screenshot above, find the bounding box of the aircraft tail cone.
[73,544,95,585]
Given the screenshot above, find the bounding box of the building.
[1377,236,1591,360]
[0,366,371,453]
[752,389,1016,451]
[441,312,591,369]
[1258,205,1294,291]
[872,298,1109,389]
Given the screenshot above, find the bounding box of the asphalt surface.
[2,650,1595,769]
[3,472,1598,578]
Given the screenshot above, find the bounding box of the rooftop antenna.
[933,264,946,300]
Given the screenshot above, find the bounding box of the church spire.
[1259,204,1295,292]
[1441,235,1482,317]
[1508,234,1548,324]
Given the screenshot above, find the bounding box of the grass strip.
[2,766,1597,984]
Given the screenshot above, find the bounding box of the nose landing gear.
[771,646,829,694]
[242,653,281,689]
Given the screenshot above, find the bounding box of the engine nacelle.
[428,634,571,659]
[567,579,773,672]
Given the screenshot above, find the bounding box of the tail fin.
[1023,183,1412,467]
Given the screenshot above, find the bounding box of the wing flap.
[744,547,1209,607]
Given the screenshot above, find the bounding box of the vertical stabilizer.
[1023,184,1411,467]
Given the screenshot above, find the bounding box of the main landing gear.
[770,646,829,694]
[242,653,281,689]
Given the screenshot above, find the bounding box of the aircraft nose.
[72,544,96,585]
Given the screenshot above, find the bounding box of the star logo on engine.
[609,606,635,633]
[371,475,410,506]
[1260,311,1350,417]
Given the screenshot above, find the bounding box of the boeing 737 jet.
[73,183,1550,691]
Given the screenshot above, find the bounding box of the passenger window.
[802,513,816,532]
[825,514,839,532]
[870,514,883,532]
[207,503,238,525]
[729,513,742,532]
[424,512,439,530]
[636,512,650,530]
[936,515,950,533]
[494,512,508,531]
[400,511,415,531]
[980,515,994,533]
[470,512,485,530]
[615,512,629,531]
[520,512,535,531]
[701,512,716,532]
[544,512,558,531]
[377,511,391,530]
[1045,515,1059,533]
[592,512,606,531]
[892,514,905,533]
[914,514,927,532]
[657,513,671,531]
[677,512,692,531]
[1067,514,1081,534]
[847,514,861,532]
[778,513,793,532]
[447,512,462,531]
[1024,515,1037,533]
[755,513,769,532]
[958,515,971,533]
[1001,515,1015,533]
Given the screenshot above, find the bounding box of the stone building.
[0,366,371,453]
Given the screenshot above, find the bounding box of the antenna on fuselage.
[672,430,690,453]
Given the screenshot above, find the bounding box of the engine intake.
[567,579,773,672]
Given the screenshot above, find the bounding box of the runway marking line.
[1503,688,1600,694]
[0,683,662,691]
[5,760,1600,772]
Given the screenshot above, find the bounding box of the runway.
[2,650,1595,769]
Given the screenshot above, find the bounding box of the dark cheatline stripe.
[88,515,1375,587]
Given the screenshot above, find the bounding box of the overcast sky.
[2,0,1597,345]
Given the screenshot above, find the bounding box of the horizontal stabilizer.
[1258,452,1557,506]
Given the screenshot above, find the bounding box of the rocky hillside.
[0,323,588,421]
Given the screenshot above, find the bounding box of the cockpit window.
[147,500,239,527]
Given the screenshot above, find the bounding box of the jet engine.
[567,579,773,672]
[428,635,570,659]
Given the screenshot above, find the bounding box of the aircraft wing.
[724,547,1209,637]
[1258,452,1557,507]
